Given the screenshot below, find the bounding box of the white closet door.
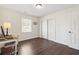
[41,19,48,39]
[75,17,79,49]
[72,11,79,49]
[56,14,72,46]
[48,19,55,41]
[74,16,79,49]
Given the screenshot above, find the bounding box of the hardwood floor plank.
[18,38,79,55]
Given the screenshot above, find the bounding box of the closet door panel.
[41,19,48,39]
[73,12,79,49]
[75,18,79,49]
[56,14,72,46]
[48,19,55,41]
[70,10,79,50]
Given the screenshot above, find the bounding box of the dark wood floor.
[18,38,79,55]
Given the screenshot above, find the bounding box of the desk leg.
[15,40,18,55]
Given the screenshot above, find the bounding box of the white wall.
[40,6,79,50]
[0,7,40,41]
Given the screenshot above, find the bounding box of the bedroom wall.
[0,7,40,41]
[40,6,79,50]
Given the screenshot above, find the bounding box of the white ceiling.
[0,4,78,17]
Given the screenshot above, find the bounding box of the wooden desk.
[0,39,18,55]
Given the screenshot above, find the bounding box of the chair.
[1,42,15,55]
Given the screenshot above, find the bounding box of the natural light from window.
[22,18,32,32]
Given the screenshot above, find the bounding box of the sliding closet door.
[41,19,48,39]
[48,19,55,41]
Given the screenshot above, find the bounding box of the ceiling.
[0,4,78,17]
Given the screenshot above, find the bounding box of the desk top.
[0,38,18,44]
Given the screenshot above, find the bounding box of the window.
[22,18,32,32]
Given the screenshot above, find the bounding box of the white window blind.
[22,18,32,32]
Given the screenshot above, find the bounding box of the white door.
[48,19,55,41]
[72,11,79,49]
[56,14,72,46]
[74,15,79,49]
[41,19,48,39]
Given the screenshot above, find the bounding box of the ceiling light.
[35,4,43,8]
